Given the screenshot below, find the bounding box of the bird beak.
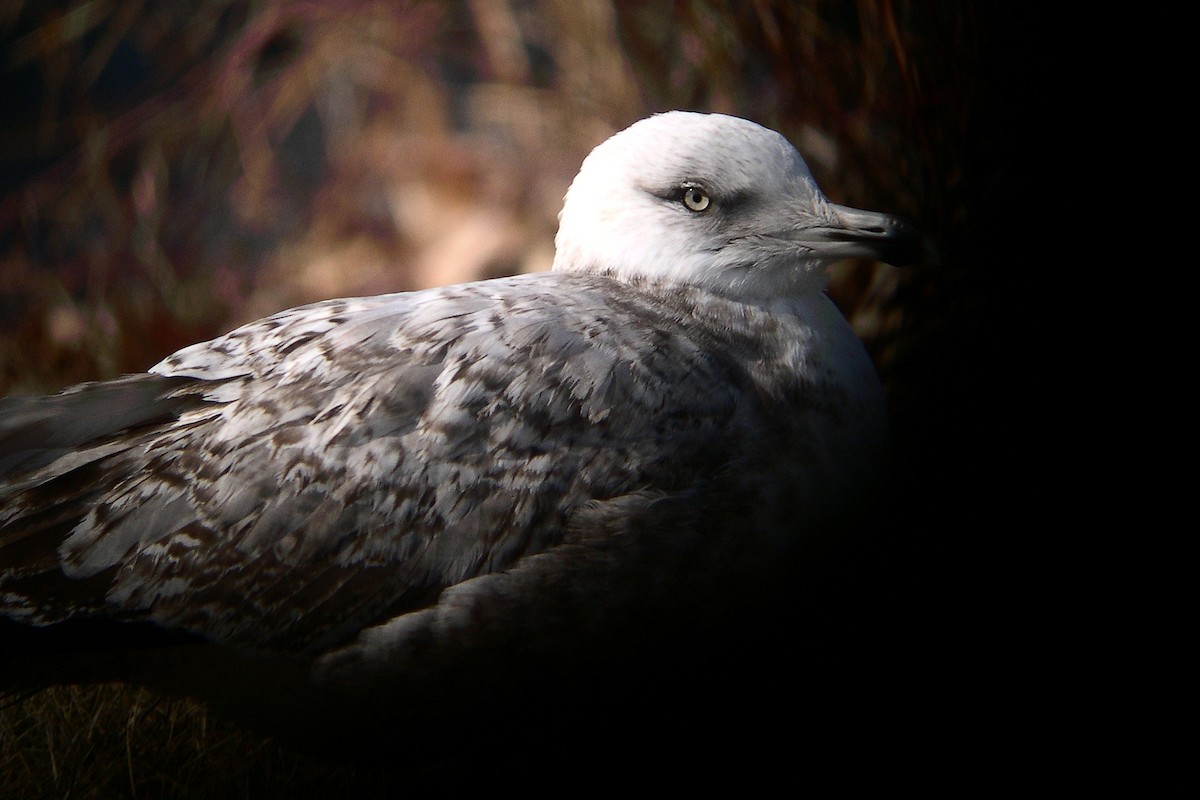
[796,202,936,268]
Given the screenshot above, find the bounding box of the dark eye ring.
[681,186,711,212]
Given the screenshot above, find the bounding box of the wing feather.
[1,272,769,653]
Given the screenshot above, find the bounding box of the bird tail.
[0,373,202,479]
[0,374,209,691]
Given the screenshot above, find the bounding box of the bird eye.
[681,186,711,212]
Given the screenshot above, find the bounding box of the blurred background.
[0,0,1025,795]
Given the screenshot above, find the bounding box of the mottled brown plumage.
[1,112,925,757]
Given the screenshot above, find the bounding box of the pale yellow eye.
[682,187,711,212]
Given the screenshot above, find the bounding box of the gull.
[0,111,926,758]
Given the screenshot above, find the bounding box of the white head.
[552,111,923,300]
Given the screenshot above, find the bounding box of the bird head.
[553,111,928,300]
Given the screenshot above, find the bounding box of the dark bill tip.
[822,204,939,268]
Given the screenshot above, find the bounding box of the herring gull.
[0,111,927,759]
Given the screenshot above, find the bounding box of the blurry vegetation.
[0,0,997,397]
[0,685,364,797]
[0,0,1022,795]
